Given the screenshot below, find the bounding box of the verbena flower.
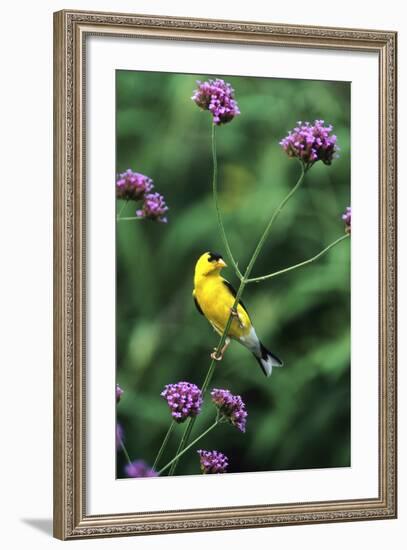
[116,169,154,201]
[116,423,124,450]
[342,206,351,233]
[198,450,229,474]
[280,120,339,166]
[161,381,203,423]
[116,384,124,403]
[211,388,248,433]
[192,79,240,125]
[136,192,169,223]
[125,460,158,478]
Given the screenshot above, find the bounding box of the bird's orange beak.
[216,258,227,268]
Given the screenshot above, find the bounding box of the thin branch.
[119,439,132,466]
[242,162,306,282]
[159,419,219,476]
[211,124,243,281]
[116,199,128,221]
[152,420,176,471]
[247,233,350,283]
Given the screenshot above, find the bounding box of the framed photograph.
[53,9,397,540]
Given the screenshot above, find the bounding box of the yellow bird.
[193,251,283,377]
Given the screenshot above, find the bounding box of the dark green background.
[116,71,351,477]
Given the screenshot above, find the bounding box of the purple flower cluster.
[211,388,248,433]
[280,120,339,166]
[342,206,351,233]
[116,169,153,201]
[116,384,124,403]
[192,79,240,125]
[136,192,169,223]
[198,450,229,474]
[125,460,158,478]
[116,168,169,223]
[161,382,203,423]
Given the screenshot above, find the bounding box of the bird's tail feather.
[253,342,283,377]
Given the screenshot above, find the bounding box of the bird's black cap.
[207,251,224,262]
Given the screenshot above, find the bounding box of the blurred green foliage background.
[116,71,350,477]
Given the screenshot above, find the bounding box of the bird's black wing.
[222,279,250,318]
[193,294,204,316]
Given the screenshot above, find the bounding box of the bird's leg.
[210,338,230,362]
[230,307,244,329]
[220,338,230,357]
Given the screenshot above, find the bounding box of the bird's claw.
[211,349,223,362]
[230,307,244,328]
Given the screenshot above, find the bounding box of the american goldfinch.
[193,251,283,377]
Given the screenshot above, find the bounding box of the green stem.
[169,164,307,475]
[159,419,219,475]
[116,200,128,221]
[247,233,350,283]
[119,439,132,466]
[168,416,192,476]
[211,124,243,281]
[152,420,176,470]
[243,163,306,282]
[117,216,143,221]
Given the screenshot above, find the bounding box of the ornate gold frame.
[53,9,397,540]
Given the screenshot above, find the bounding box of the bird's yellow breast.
[194,274,251,339]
